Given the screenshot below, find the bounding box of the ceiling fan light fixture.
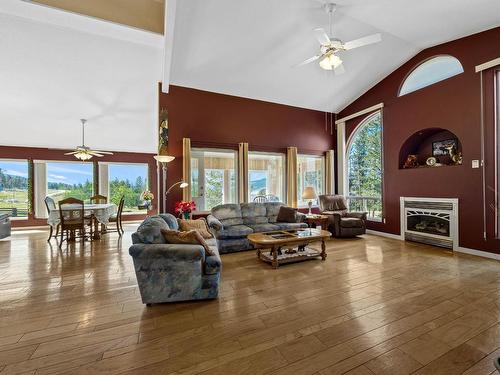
[74,151,93,161]
[67,119,113,161]
[319,53,342,70]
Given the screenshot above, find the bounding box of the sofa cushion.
[158,213,179,230]
[211,204,243,227]
[241,203,269,225]
[217,238,252,253]
[216,224,253,239]
[265,202,283,223]
[274,222,308,230]
[132,216,169,244]
[340,217,364,228]
[247,223,281,233]
[320,195,348,211]
[277,206,297,223]
[178,218,213,239]
[161,229,214,256]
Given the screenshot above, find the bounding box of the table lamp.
[302,186,317,215]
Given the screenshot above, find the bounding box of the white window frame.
[398,55,464,96]
[297,154,325,208]
[247,151,286,203]
[345,111,384,222]
[191,148,239,212]
[100,161,149,215]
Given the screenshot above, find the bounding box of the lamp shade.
[154,155,175,163]
[302,186,317,200]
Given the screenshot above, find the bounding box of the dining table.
[48,203,118,240]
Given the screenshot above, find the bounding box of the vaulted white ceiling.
[0,0,162,153]
[0,0,499,154]
[168,0,500,112]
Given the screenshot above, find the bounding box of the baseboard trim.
[366,229,403,241]
[455,246,500,261]
[366,229,499,261]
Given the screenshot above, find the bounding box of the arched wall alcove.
[399,128,463,169]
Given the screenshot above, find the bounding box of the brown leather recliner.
[319,195,367,237]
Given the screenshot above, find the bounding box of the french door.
[190,149,237,212]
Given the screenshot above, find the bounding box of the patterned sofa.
[0,214,11,239]
[207,202,307,253]
[129,214,221,305]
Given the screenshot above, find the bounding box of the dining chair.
[90,194,107,233]
[58,197,92,247]
[108,196,125,236]
[90,194,107,204]
[44,196,59,242]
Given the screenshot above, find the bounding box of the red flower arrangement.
[175,201,196,218]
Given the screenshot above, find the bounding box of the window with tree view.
[46,162,93,204]
[191,149,237,211]
[248,152,285,202]
[0,160,29,218]
[297,155,324,207]
[347,111,383,221]
[108,163,148,213]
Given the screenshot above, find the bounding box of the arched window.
[399,55,464,96]
[347,111,383,221]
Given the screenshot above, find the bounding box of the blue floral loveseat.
[129,214,221,305]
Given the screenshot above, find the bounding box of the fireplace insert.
[407,214,450,237]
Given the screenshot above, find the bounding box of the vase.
[183,212,190,220]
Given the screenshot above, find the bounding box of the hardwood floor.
[1,225,499,375]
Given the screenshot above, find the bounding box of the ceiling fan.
[297,2,382,73]
[64,119,113,161]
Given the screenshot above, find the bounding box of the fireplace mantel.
[400,197,459,250]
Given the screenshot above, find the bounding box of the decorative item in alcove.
[403,154,418,169]
[426,156,437,167]
[432,139,458,157]
[444,144,463,165]
[158,109,169,154]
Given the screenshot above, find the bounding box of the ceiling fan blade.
[334,62,345,75]
[343,33,381,50]
[93,151,114,155]
[89,152,105,157]
[295,55,322,67]
[313,28,331,46]
[64,151,79,155]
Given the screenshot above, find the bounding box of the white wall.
[0,1,163,153]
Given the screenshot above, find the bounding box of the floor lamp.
[154,155,175,213]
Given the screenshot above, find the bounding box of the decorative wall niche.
[399,128,463,169]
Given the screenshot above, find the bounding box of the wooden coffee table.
[248,228,331,269]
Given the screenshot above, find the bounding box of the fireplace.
[400,197,458,250]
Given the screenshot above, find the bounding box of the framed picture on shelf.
[432,138,458,156]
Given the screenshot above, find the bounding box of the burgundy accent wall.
[339,27,500,254]
[158,85,335,213]
[0,145,158,227]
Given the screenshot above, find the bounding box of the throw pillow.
[161,229,214,256]
[177,218,213,239]
[277,206,297,223]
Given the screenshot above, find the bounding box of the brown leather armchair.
[319,195,367,237]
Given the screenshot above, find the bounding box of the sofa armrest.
[129,243,205,262]
[205,253,222,275]
[206,214,223,231]
[296,212,306,223]
[346,212,367,221]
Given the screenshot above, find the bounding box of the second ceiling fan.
[298,2,382,74]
